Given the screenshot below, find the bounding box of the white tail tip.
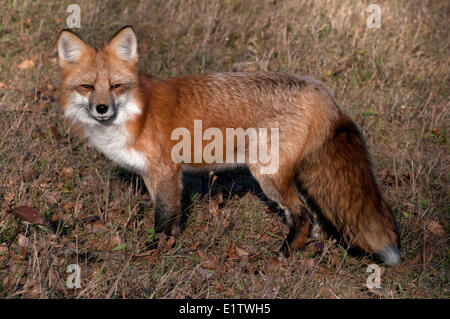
[380,244,400,266]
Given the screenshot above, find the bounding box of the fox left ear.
[107,26,138,64]
[57,29,90,67]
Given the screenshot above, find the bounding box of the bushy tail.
[295,114,400,265]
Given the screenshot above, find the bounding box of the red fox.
[57,26,400,265]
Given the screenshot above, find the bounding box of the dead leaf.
[198,250,217,270]
[84,222,106,232]
[45,191,59,204]
[0,82,6,88]
[17,233,31,249]
[316,287,338,298]
[23,279,41,298]
[421,242,434,265]
[62,167,74,178]
[83,215,100,224]
[235,246,255,272]
[24,18,32,28]
[107,236,121,250]
[135,250,156,257]
[235,246,249,262]
[18,59,35,70]
[432,128,441,136]
[212,282,225,293]
[8,206,43,224]
[379,169,395,186]
[222,243,237,262]
[51,211,72,224]
[89,235,120,251]
[301,258,316,271]
[10,248,27,261]
[263,256,287,273]
[7,175,20,186]
[3,193,14,205]
[318,266,333,275]
[259,233,273,242]
[63,202,75,212]
[157,233,176,253]
[106,208,122,219]
[189,241,201,251]
[197,267,214,278]
[136,249,159,265]
[400,173,411,186]
[427,220,445,236]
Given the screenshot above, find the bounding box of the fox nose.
[96,104,109,114]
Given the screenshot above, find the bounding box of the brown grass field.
[0,0,448,299]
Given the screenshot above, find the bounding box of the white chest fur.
[64,94,148,173]
[85,123,147,174]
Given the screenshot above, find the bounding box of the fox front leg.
[142,175,155,203]
[148,169,183,237]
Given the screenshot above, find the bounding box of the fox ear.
[57,30,89,67]
[106,26,138,64]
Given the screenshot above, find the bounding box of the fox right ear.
[57,30,88,67]
[106,26,138,64]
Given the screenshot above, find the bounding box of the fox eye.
[80,84,94,89]
[110,83,122,89]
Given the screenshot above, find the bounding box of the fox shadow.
[115,166,285,223]
[115,166,369,260]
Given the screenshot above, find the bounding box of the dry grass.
[0,0,448,298]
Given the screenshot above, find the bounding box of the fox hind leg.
[277,186,312,256]
[292,186,325,240]
[249,166,312,256]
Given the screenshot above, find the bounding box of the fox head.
[57,26,141,126]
